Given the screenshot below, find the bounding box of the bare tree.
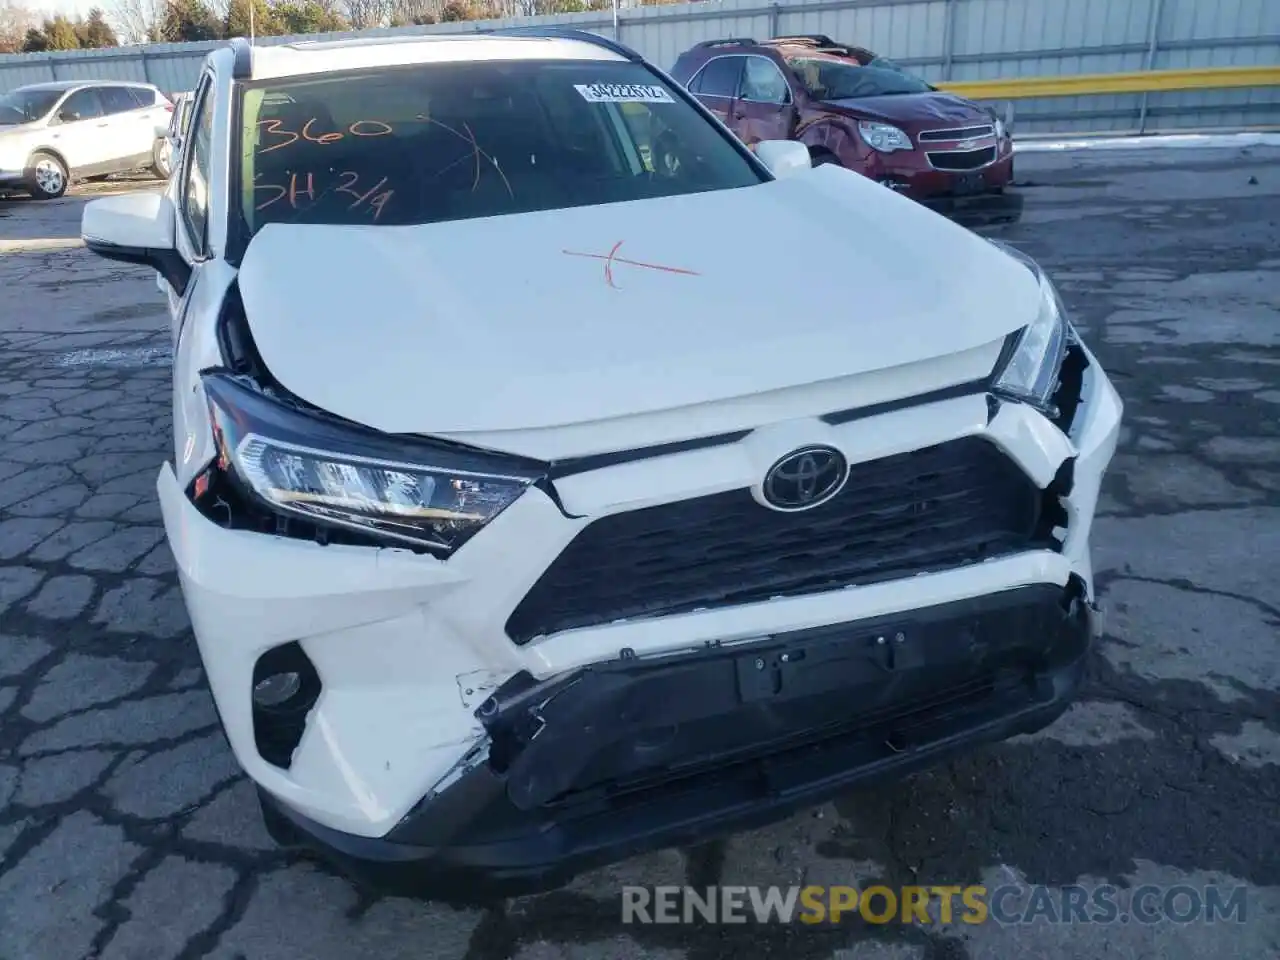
[344,0,390,29]
[312,0,345,20]
[0,1,36,51]
[204,0,226,19]
[110,0,168,42]
[387,0,434,25]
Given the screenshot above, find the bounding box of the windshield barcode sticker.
[574,83,674,104]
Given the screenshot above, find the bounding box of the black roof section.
[228,36,253,79]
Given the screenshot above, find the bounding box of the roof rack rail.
[693,38,757,49]
[481,25,644,62]
[766,34,839,46]
[227,36,253,79]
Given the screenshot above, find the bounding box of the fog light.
[251,641,322,769]
[253,672,302,708]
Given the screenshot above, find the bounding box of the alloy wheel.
[34,159,65,196]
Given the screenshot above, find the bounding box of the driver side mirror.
[57,109,81,123]
[755,140,812,180]
[82,192,191,297]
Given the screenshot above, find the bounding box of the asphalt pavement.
[0,145,1277,960]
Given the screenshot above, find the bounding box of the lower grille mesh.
[927,146,997,171]
[506,436,1048,643]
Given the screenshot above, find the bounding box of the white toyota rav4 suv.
[80,28,1122,898]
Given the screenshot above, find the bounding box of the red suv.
[670,35,1021,223]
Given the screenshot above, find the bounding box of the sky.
[36,0,114,20]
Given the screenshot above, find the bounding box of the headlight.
[0,138,27,169]
[858,121,913,153]
[990,265,1070,413]
[201,373,545,557]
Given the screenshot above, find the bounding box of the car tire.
[151,141,171,181]
[811,149,840,167]
[25,152,69,200]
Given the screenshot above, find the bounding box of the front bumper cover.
[258,577,1095,901]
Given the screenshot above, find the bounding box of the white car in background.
[0,79,172,199]
[79,29,1122,898]
[153,90,194,180]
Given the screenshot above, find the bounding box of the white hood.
[236,165,1041,437]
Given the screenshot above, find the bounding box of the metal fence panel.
[1143,0,1280,132]
[0,0,1275,133]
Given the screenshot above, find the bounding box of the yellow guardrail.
[936,64,1280,101]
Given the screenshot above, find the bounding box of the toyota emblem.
[761,446,849,511]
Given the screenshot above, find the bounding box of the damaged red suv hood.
[820,92,994,131]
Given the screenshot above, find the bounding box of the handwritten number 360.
[257,118,394,155]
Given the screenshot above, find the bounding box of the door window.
[690,57,743,99]
[167,95,190,137]
[57,89,104,123]
[180,78,214,255]
[126,87,159,108]
[740,57,791,104]
[100,86,141,115]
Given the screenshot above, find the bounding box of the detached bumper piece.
[923,188,1024,227]
[258,579,1094,901]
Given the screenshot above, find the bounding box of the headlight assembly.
[858,121,913,153]
[200,373,545,557]
[0,140,27,170]
[990,263,1070,414]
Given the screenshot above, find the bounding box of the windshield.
[236,59,765,236]
[0,89,61,125]
[785,57,933,100]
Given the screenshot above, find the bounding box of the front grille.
[918,124,995,142]
[506,436,1049,643]
[927,146,997,171]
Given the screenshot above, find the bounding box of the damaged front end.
[211,242,1116,900]
[480,579,1094,813]
[259,577,1095,900]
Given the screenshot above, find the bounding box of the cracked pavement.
[0,148,1278,960]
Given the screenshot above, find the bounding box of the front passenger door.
[687,56,744,133]
[166,75,215,333]
[49,89,114,173]
[734,57,798,148]
[98,86,153,167]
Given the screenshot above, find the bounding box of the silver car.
[152,90,194,181]
[0,80,173,199]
